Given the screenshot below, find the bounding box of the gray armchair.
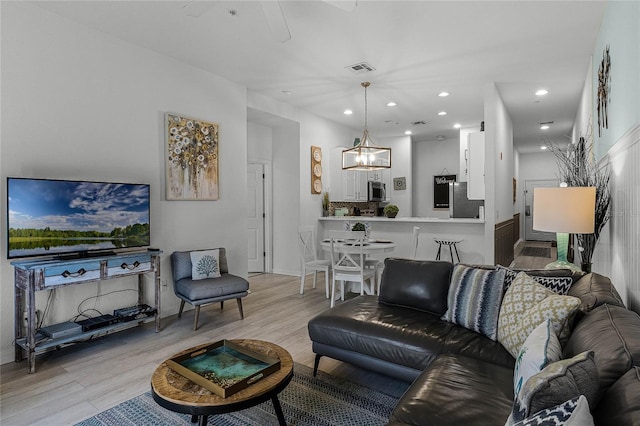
[170,248,249,330]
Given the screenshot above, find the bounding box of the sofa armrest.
[568,272,625,314]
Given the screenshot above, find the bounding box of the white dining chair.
[297,225,331,297]
[329,236,376,308]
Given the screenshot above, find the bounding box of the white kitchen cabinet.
[467,132,485,200]
[344,170,368,201]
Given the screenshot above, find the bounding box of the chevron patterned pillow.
[498,265,573,295]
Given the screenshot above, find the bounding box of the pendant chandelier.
[342,82,392,170]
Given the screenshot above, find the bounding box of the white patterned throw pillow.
[513,319,562,396]
[498,272,580,358]
[190,249,221,280]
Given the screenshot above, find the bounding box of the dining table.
[319,238,397,255]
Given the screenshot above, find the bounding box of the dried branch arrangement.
[545,134,611,269]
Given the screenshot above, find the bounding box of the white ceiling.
[33,1,607,153]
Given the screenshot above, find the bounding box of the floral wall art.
[166,113,219,200]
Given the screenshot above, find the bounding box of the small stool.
[434,239,462,263]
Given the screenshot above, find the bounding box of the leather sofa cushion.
[567,272,624,314]
[308,295,514,373]
[594,367,640,425]
[389,354,513,426]
[563,304,640,393]
[378,258,453,315]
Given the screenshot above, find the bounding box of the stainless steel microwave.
[368,181,386,202]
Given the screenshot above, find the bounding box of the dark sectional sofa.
[307,258,640,425]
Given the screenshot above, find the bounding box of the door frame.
[248,160,273,273]
[523,179,559,241]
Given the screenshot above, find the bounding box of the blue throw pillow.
[441,264,506,341]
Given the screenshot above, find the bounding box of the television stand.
[12,249,162,373]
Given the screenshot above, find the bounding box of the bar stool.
[434,239,462,263]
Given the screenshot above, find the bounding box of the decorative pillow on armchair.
[513,319,562,396]
[190,249,221,280]
[441,264,506,341]
[498,272,580,357]
[507,351,599,425]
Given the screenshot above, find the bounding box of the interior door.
[524,179,559,241]
[247,163,265,272]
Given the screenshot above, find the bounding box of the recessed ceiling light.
[453,123,462,129]
[282,90,293,95]
[540,124,550,130]
[535,89,549,96]
[404,130,412,135]
[438,92,450,97]
[437,111,447,116]
[386,101,397,107]
[540,146,548,150]
[344,109,353,115]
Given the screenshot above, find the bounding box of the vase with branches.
[546,133,611,272]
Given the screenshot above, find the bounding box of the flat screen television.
[7,177,150,259]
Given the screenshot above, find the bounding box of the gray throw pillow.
[507,351,599,425]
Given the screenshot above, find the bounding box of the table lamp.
[532,186,596,272]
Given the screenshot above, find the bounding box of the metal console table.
[12,249,162,373]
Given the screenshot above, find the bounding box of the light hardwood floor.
[0,243,554,425]
[510,240,556,270]
[0,273,394,425]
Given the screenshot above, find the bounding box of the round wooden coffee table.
[151,339,293,426]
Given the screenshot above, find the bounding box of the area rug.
[520,246,551,258]
[75,363,408,426]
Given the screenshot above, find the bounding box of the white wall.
[585,1,640,311]
[592,1,640,159]
[384,135,413,216]
[246,92,355,276]
[572,61,594,144]
[483,83,515,263]
[412,138,459,218]
[0,3,250,364]
[247,122,273,162]
[271,124,301,276]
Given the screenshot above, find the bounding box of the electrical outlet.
[23,309,41,326]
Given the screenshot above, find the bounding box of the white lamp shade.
[532,187,596,234]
